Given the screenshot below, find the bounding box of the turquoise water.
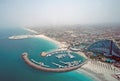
[30,50,86,68]
[0,27,95,81]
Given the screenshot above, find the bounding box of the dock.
[22,52,87,72]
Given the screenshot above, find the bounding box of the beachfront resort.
[8,25,120,81]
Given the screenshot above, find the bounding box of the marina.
[22,51,87,72]
[1,0,120,81]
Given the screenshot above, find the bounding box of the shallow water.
[0,27,94,81]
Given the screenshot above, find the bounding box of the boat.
[46,54,51,57]
[60,60,81,67]
[55,54,66,59]
[52,62,64,68]
[31,59,49,67]
[68,53,75,59]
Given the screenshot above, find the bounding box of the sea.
[0,26,95,81]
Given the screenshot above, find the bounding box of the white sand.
[76,68,102,81]
[78,59,120,81]
[75,52,120,81]
[22,27,120,81]
[9,34,66,49]
[7,27,65,48]
[35,34,67,49]
[23,27,67,49]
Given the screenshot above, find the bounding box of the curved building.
[87,39,120,59]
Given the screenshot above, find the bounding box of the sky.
[0,0,120,27]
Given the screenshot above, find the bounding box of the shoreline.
[10,27,67,49]
[79,59,119,81]
[35,35,66,49]
[75,52,104,81]
[23,27,38,34]
[8,34,66,49]
[71,52,119,81]
[76,68,102,81]
[22,27,119,81]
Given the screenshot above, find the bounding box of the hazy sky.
[0,0,120,26]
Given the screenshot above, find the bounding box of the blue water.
[0,27,95,81]
[30,50,86,68]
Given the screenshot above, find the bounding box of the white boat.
[68,52,75,58]
[31,59,49,67]
[52,62,64,68]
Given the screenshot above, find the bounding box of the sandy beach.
[9,27,67,49]
[74,51,120,81]
[25,27,67,47]
[9,34,66,49]
[78,59,120,81]
[10,27,120,81]
[35,35,66,49]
